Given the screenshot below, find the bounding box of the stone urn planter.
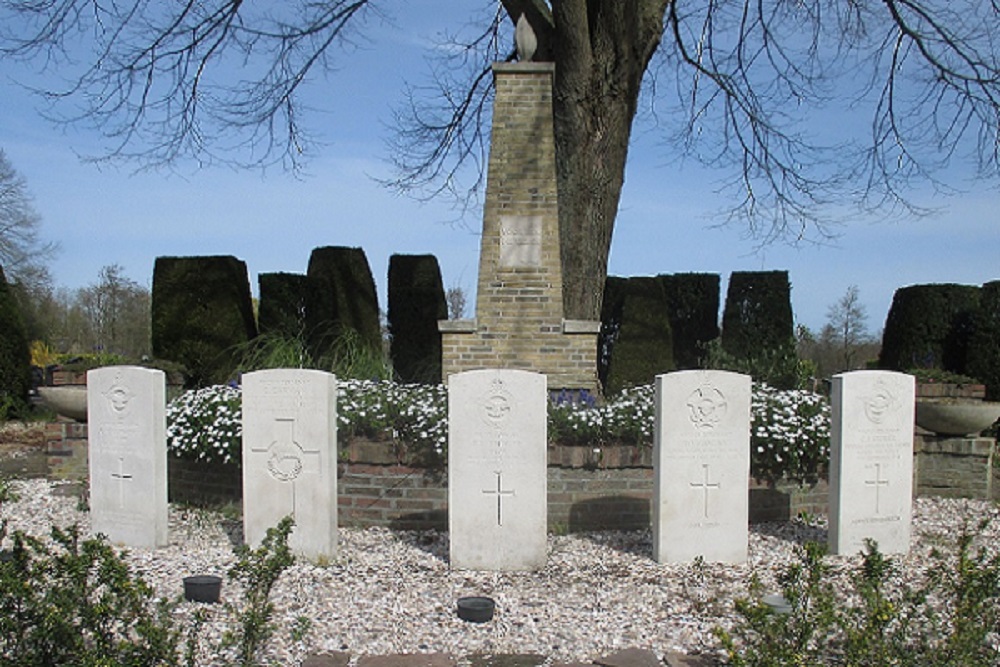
[915,399,1000,437]
[38,386,89,422]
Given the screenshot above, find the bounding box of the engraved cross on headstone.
[690,463,721,519]
[250,418,320,521]
[482,471,515,526]
[864,462,890,515]
[110,457,133,509]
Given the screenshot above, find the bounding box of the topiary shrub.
[304,246,381,363]
[387,254,447,384]
[967,280,1000,400]
[151,256,257,387]
[721,270,795,362]
[878,283,981,375]
[0,265,31,416]
[660,272,720,369]
[257,272,308,338]
[599,276,674,395]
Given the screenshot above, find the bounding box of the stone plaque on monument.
[498,215,543,268]
[653,370,751,563]
[87,366,168,549]
[448,369,547,570]
[828,370,915,555]
[242,369,338,560]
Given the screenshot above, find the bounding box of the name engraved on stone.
[448,369,547,570]
[828,370,914,555]
[87,365,168,549]
[653,370,750,564]
[498,215,542,269]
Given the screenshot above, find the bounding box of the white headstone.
[828,370,915,555]
[242,369,338,560]
[653,370,751,563]
[448,369,547,570]
[87,366,168,548]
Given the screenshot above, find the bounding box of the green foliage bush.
[718,521,1000,666]
[222,517,296,667]
[967,280,1000,400]
[387,254,447,384]
[257,272,308,338]
[721,271,796,374]
[599,276,675,395]
[0,264,31,418]
[702,337,809,391]
[0,483,297,667]
[660,272,720,369]
[0,523,181,665]
[305,246,381,364]
[152,256,258,387]
[878,283,981,375]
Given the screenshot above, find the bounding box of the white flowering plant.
[548,385,654,445]
[166,384,243,464]
[750,382,830,483]
[550,382,830,482]
[337,379,448,462]
[167,379,831,482]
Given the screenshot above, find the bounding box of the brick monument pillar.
[439,62,600,396]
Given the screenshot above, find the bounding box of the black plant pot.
[183,575,223,603]
[456,596,495,623]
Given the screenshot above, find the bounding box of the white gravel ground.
[2,478,998,665]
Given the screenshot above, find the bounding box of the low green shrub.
[0,523,181,665]
[222,517,296,667]
[717,520,1000,666]
[0,483,296,667]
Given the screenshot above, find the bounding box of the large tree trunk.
[505,1,668,321]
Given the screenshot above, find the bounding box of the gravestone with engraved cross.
[653,370,751,563]
[448,369,547,570]
[87,366,168,548]
[242,369,338,560]
[829,370,915,555]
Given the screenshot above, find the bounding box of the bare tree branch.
[1,0,376,171]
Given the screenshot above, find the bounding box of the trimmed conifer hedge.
[965,281,1000,399]
[304,246,381,362]
[721,270,795,360]
[387,254,447,384]
[661,272,720,369]
[151,256,257,387]
[878,283,981,374]
[599,276,674,395]
[258,272,308,338]
[0,265,31,413]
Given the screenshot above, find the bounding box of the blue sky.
[0,2,996,334]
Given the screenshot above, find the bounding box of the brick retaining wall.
[165,443,830,531]
[49,425,994,531]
